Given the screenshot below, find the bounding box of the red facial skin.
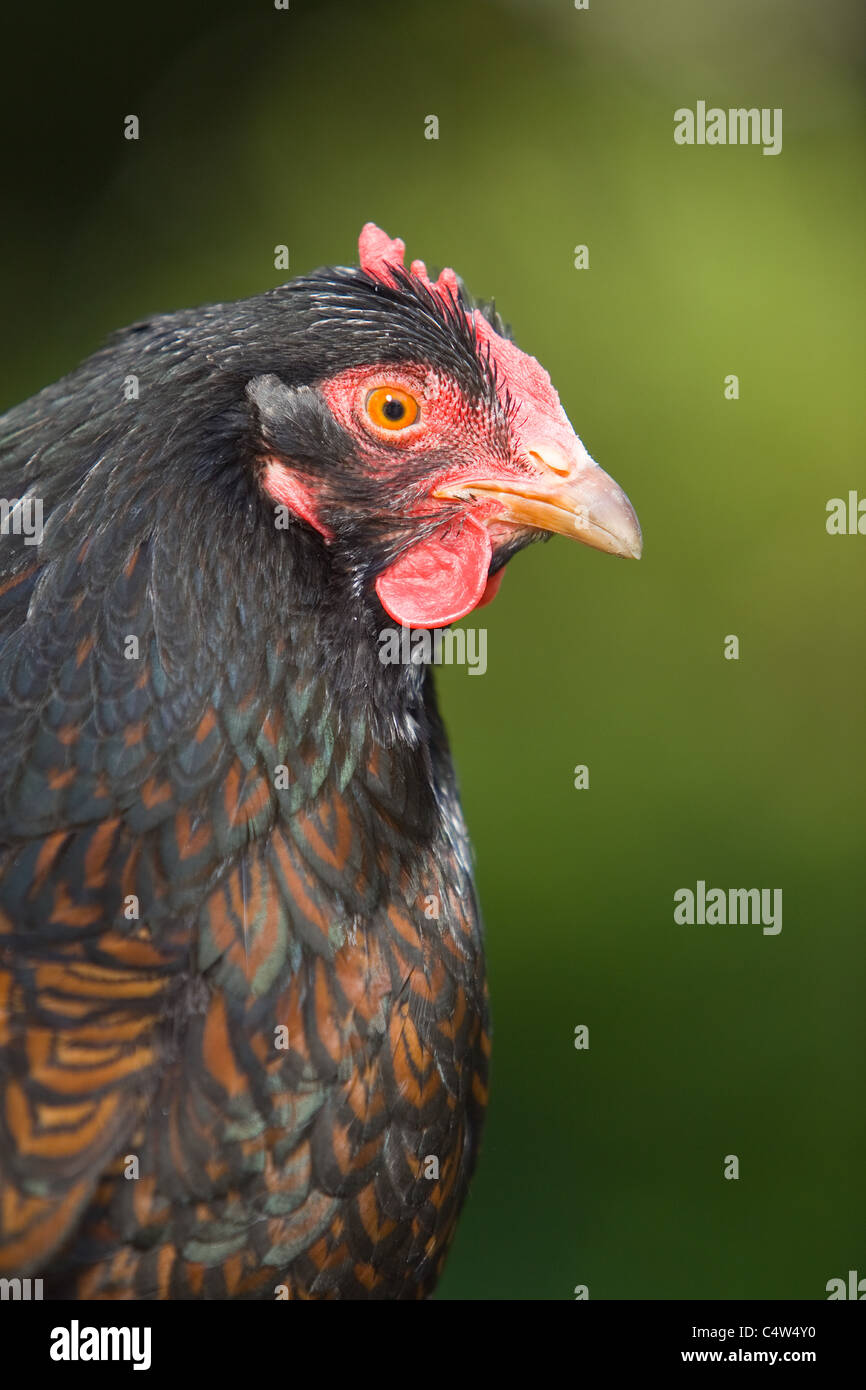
[262,361,524,629]
[319,363,503,473]
[320,365,530,625]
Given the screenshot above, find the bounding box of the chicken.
[0,224,641,1299]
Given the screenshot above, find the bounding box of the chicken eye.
[365,386,420,431]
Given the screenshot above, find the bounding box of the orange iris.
[365,386,420,431]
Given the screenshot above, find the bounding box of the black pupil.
[382,395,406,422]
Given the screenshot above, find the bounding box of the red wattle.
[476,567,505,609]
[375,518,493,629]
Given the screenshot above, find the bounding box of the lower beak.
[434,447,642,559]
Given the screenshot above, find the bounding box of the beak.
[433,442,642,560]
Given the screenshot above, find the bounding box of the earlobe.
[260,456,334,541]
[246,373,335,541]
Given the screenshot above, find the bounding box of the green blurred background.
[2,0,863,1299]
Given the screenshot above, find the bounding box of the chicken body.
[0,226,639,1297]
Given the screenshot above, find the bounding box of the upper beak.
[433,442,642,559]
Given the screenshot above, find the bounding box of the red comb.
[358,223,461,303]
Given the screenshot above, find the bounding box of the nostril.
[527,446,570,477]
